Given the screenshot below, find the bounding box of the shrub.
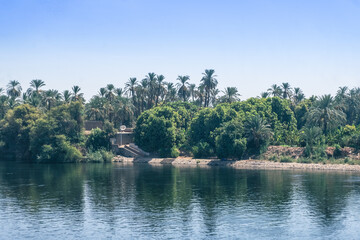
[333,144,342,158]
[215,120,246,159]
[87,149,114,162]
[36,135,83,162]
[280,156,293,163]
[86,128,111,151]
[159,146,180,158]
[192,141,214,158]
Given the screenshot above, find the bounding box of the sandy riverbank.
[112,156,360,172]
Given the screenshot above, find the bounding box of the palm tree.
[267,84,282,97]
[125,77,137,104]
[211,88,220,106]
[281,82,292,99]
[7,80,22,99]
[30,79,45,94]
[200,69,218,107]
[42,89,61,110]
[196,85,205,107]
[98,87,107,98]
[244,115,273,153]
[188,84,196,102]
[144,73,157,108]
[155,75,165,106]
[115,88,123,97]
[115,98,135,126]
[176,75,190,102]
[293,87,305,105]
[222,87,240,103]
[71,86,84,102]
[62,90,72,104]
[306,94,346,135]
[104,84,115,103]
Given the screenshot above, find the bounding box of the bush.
[36,135,83,163]
[87,149,114,162]
[215,120,246,159]
[280,156,293,163]
[159,146,180,158]
[192,141,214,158]
[86,128,111,151]
[333,144,342,158]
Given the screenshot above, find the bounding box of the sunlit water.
[0,162,359,239]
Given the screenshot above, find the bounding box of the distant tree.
[281,82,292,99]
[30,79,45,94]
[7,80,22,99]
[306,94,346,135]
[200,69,218,107]
[221,87,240,103]
[267,84,282,97]
[177,75,190,102]
[244,115,273,154]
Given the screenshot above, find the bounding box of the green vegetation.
[0,69,359,162]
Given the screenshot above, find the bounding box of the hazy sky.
[1,0,359,100]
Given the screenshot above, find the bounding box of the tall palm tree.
[7,80,22,99]
[222,87,240,103]
[306,94,346,135]
[176,75,190,102]
[42,89,61,110]
[200,69,218,107]
[71,85,84,102]
[144,73,157,108]
[62,90,72,104]
[115,88,123,97]
[188,84,196,102]
[30,79,45,94]
[125,77,137,104]
[267,84,282,97]
[293,87,305,105]
[281,82,292,99]
[98,87,107,98]
[105,84,115,103]
[155,75,165,106]
[196,85,205,107]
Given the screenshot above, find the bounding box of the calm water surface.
[0,162,359,239]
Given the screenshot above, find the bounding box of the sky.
[0,0,359,100]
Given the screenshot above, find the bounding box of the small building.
[115,131,134,146]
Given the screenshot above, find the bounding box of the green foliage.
[0,104,42,160]
[36,135,82,163]
[244,115,273,154]
[333,144,342,158]
[192,141,214,158]
[134,104,191,157]
[301,126,326,159]
[215,120,247,159]
[280,156,293,163]
[86,127,112,151]
[49,101,85,143]
[87,149,114,162]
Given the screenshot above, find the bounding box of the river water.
[0,162,359,239]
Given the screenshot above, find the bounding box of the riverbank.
[112,156,360,171]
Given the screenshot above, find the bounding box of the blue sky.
[0,0,359,99]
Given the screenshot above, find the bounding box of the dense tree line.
[0,69,360,161]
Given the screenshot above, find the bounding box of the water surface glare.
[0,162,359,239]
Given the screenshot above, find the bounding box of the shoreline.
[113,156,360,172]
